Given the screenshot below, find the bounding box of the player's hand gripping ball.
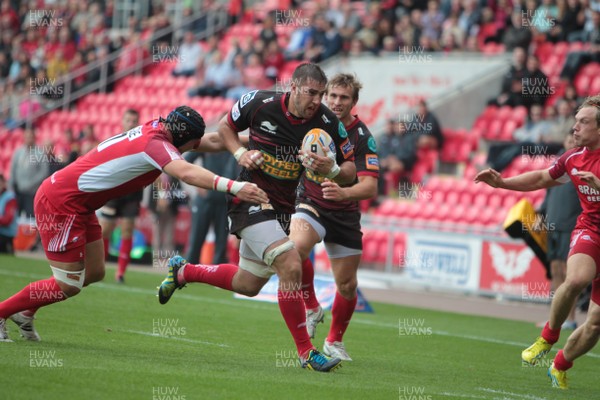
[300,129,336,162]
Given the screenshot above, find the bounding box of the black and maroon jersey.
[226,90,354,213]
[297,116,379,212]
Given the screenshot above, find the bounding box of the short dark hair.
[291,62,328,87]
[124,108,139,117]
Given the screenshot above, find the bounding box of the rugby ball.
[301,128,336,158]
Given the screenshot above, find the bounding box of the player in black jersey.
[290,73,380,361]
[158,63,356,372]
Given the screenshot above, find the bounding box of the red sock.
[554,349,574,371]
[117,237,133,278]
[327,291,357,343]
[301,258,320,310]
[278,288,314,358]
[22,308,39,318]
[542,321,561,344]
[0,278,67,318]
[103,238,109,260]
[180,263,237,291]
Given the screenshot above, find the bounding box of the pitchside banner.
[479,241,550,300]
[404,233,481,291]
[234,275,374,313]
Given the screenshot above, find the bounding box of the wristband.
[233,147,248,162]
[325,163,341,179]
[213,176,246,195]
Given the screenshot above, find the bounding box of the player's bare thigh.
[289,216,322,261]
[84,239,105,286]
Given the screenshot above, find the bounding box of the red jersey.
[297,116,380,211]
[548,146,600,232]
[38,120,183,214]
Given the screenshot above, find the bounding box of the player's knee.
[84,268,105,286]
[563,278,590,294]
[51,266,84,297]
[337,278,357,298]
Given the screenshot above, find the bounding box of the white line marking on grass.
[436,392,489,399]
[2,267,600,360]
[126,330,230,348]
[478,387,548,400]
[352,319,600,359]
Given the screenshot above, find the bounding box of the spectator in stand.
[546,100,576,146]
[337,2,363,44]
[522,54,550,110]
[408,100,444,150]
[0,173,17,254]
[284,25,311,60]
[378,118,418,195]
[226,53,267,100]
[532,0,559,39]
[488,46,528,107]
[171,30,204,77]
[562,81,583,109]
[9,128,49,218]
[458,0,481,38]
[395,13,419,47]
[356,16,380,54]
[486,104,558,172]
[260,11,278,46]
[78,124,98,155]
[188,51,237,98]
[503,11,534,51]
[560,10,600,82]
[550,0,584,42]
[263,40,285,82]
[46,49,69,81]
[421,0,446,43]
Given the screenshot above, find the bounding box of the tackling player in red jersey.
[157,63,357,372]
[290,73,379,361]
[0,106,268,342]
[475,95,600,389]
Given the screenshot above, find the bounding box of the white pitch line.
[2,267,600,359]
[352,318,600,359]
[126,329,230,348]
[436,392,489,399]
[477,388,549,400]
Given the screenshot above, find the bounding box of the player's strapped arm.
[217,117,263,169]
[195,132,250,153]
[474,168,560,191]
[163,159,269,204]
[322,175,377,202]
[332,160,357,185]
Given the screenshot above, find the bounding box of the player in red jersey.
[290,73,379,361]
[157,63,356,372]
[475,95,600,389]
[0,106,268,342]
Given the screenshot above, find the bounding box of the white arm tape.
[213,176,246,195]
[233,147,248,162]
[325,163,341,179]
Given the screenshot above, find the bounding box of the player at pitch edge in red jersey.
[157,63,357,372]
[0,106,268,342]
[475,95,600,389]
[291,73,379,361]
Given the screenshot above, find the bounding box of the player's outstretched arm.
[474,168,560,191]
[164,159,269,204]
[217,117,263,170]
[334,160,357,185]
[194,132,250,153]
[575,171,600,191]
[322,176,377,202]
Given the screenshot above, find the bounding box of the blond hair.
[326,73,363,102]
[579,95,600,126]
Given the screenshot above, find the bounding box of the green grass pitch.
[0,254,596,400]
